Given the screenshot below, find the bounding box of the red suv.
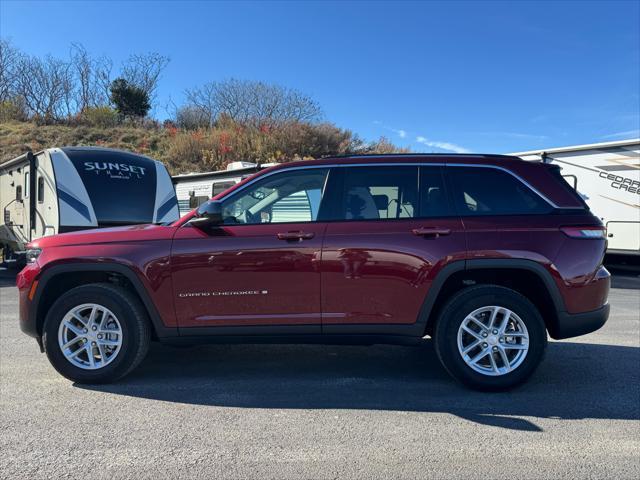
[17,154,610,390]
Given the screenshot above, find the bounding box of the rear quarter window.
[448,167,553,216]
[546,165,589,209]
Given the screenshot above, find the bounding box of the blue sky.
[1,0,639,153]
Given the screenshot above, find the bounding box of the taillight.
[560,226,606,239]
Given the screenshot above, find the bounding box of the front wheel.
[43,283,151,384]
[434,285,547,391]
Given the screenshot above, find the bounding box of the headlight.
[25,248,42,264]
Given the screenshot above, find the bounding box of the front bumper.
[17,263,42,345]
[553,303,610,340]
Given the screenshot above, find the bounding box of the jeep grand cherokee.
[17,154,610,390]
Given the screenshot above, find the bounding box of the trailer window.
[189,194,209,209]
[37,176,45,203]
[212,181,236,197]
[24,172,29,197]
[16,185,22,202]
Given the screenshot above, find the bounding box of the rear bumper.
[553,303,610,340]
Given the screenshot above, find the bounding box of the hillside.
[1,122,174,172]
[0,121,405,175]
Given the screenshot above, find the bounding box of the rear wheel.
[43,283,150,383]
[434,285,547,391]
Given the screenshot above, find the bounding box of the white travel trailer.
[0,147,179,265]
[512,139,639,256]
[172,161,276,216]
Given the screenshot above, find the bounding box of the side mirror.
[191,200,223,227]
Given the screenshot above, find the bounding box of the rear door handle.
[412,227,451,237]
[277,231,315,241]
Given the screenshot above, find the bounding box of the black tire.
[42,283,151,384]
[434,285,547,391]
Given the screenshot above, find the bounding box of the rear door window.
[419,166,452,217]
[328,166,419,221]
[448,167,552,216]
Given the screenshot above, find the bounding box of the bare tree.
[121,52,169,102]
[15,54,73,121]
[69,43,112,111]
[0,38,22,102]
[175,105,211,129]
[183,81,218,126]
[94,55,113,105]
[69,43,94,112]
[182,79,322,127]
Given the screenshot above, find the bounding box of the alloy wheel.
[57,303,123,370]
[456,305,529,376]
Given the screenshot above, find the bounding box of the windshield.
[63,149,161,225]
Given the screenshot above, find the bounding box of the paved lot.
[1,267,639,479]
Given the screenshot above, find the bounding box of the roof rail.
[320,152,517,160]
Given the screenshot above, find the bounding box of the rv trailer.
[0,147,179,266]
[512,138,639,256]
[172,161,276,216]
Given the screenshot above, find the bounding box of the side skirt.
[160,333,426,347]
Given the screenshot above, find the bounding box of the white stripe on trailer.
[49,149,97,227]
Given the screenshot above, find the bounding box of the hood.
[30,223,177,248]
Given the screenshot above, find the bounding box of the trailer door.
[606,221,640,252]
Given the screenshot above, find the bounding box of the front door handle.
[412,227,451,237]
[277,231,315,241]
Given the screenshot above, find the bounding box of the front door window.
[221,169,329,224]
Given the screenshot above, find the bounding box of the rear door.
[320,165,466,333]
[446,166,567,263]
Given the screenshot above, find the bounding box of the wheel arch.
[32,263,177,340]
[418,259,566,339]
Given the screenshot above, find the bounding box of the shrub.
[176,106,210,130]
[165,130,215,172]
[0,98,28,122]
[110,78,151,118]
[80,106,119,127]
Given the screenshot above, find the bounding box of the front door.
[320,165,466,332]
[171,167,330,332]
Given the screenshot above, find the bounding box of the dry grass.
[0,121,408,175]
[0,121,172,170]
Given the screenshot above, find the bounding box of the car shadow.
[76,340,640,432]
[610,272,640,290]
[0,267,17,287]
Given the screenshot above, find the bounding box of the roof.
[172,165,261,181]
[59,146,159,162]
[257,153,524,173]
[511,138,640,156]
[0,151,33,171]
[1,146,161,172]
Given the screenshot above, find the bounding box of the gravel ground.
[1,268,638,479]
